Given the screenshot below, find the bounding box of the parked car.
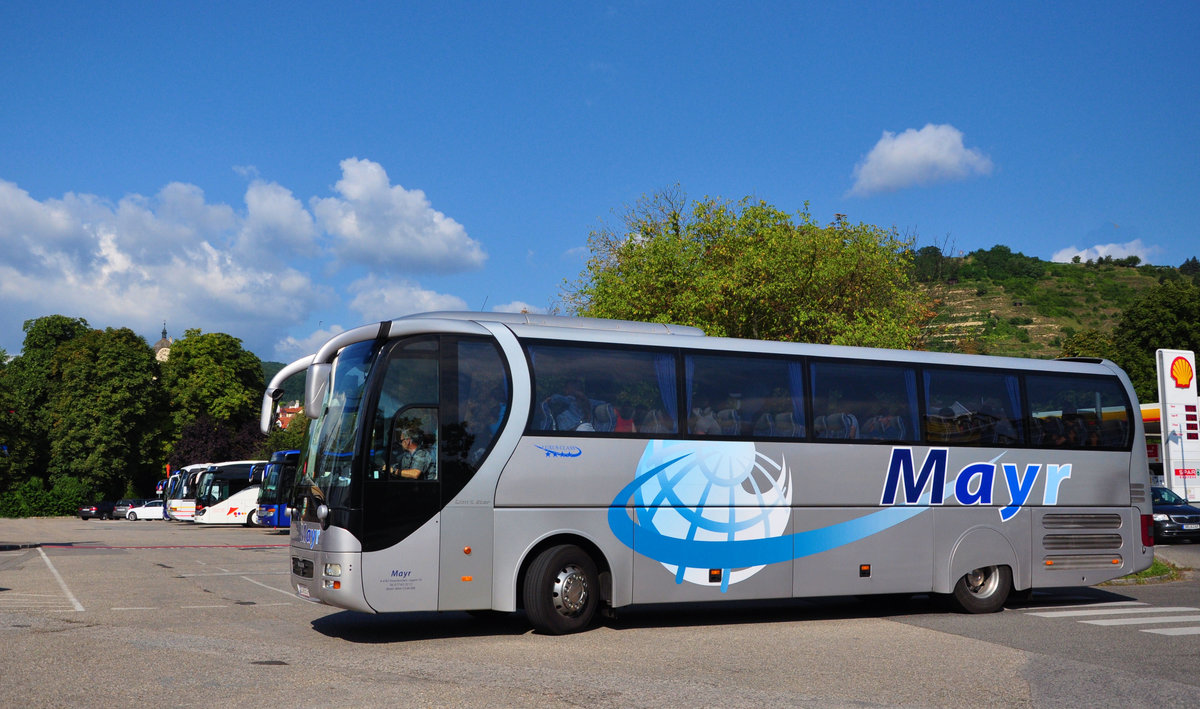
[126,499,165,520]
[114,498,146,519]
[1151,486,1200,543]
[79,501,116,520]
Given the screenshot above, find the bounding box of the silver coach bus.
[262,312,1154,634]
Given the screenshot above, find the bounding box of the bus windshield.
[294,339,378,521]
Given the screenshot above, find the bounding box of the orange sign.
[1170,356,1194,388]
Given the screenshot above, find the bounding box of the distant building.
[277,402,304,429]
[153,323,173,362]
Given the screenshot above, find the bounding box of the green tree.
[1112,280,1200,402]
[44,327,171,498]
[563,189,929,348]
[1059,328,1117,361]
[2,315,91,484]
[0,346,14,492]
[161,329,265,436]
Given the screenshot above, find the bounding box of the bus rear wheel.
[523,545,599,635]
[951,565,1011,614]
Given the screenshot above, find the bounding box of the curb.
[0,542,41,552]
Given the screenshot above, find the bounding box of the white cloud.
[274,324,346,361]
[1051,238,1161,264]
[311,157,487,273]
[849,124,993,196]
[237,180,317,260]
[346,274,468,323]
[0,177,321,356]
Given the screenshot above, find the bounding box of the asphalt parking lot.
[2,516,1198,708]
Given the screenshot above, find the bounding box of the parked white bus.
[266,312,1154,634]
[192,460,266,525]
[163,463,210,521]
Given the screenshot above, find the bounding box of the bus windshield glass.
[295,339,378,518]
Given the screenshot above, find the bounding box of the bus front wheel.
[523,545,599,635]
[951,565,1011,614]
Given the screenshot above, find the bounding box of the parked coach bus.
[257,449,300,528]
[164,463,210,521]
[262,312,1153,634]
[193,460,265,525]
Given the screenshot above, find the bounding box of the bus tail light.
[1140,514,1155,547]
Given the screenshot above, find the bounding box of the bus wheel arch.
[944,526,1017,614]
[517,535,611,635]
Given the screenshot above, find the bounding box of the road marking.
[38,547,83,612]
[112,607,159,611]
[1022,601,1145,612]
[240,576,299,598]
[1082,614,1200,626]
[1025,606,1198,618]
[177,570,288,577]
[1143,627,1200,636]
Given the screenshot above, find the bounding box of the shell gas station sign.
[1157,349,1200,500]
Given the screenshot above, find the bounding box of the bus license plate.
[297,584,310,598]
[1183,524,1200,530]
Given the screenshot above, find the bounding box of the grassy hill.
[919,247,1188,358]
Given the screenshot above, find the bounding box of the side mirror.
[305,363,331,418]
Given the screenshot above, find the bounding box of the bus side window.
[1024,374,1131,450]
[811,361,918,443]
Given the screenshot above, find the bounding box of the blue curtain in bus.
[1005,374,1022,441]
[788,361,806,432]
[657,353,679,424]
[905,369,919,438]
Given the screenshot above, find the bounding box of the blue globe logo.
[622,440,791,590]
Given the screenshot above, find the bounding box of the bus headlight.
[1152,513,1169,522]
[324,563,342,577]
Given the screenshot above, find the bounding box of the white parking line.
[1143,627,1200,636]
[1025,606,1198,618]
[1022,601,1146,612]
[1082,614,1200,626]
[38,548,83,612]
[240,576,298,598]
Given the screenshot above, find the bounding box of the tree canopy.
[563,188,930,349]
[1112,280,1200,402]
[161,329,265,433]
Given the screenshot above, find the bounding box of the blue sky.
[2,2,1197,361]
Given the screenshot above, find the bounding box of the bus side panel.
[631,515,793,604]
[492,508,633,612]
[361,515,441,613]
[438,505,494,610]
[195,485,260,524]
[791,508,934,598]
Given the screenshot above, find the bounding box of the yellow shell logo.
[1171,356,1194,388]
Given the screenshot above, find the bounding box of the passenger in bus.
[614,403,637,432]
[545,378,597,431]
[391,427,436,480]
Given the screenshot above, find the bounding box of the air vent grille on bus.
[1130,483,1147,504]
[1043,534,1124,551]
[1042,513,1122,529]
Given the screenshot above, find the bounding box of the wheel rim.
[963,566,1000,597]
[551,563,589,617]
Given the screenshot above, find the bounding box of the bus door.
[361,337,442,612]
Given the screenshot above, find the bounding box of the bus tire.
[523,545,599,635]
[951,565,1011,614]
[246,509,260,527]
